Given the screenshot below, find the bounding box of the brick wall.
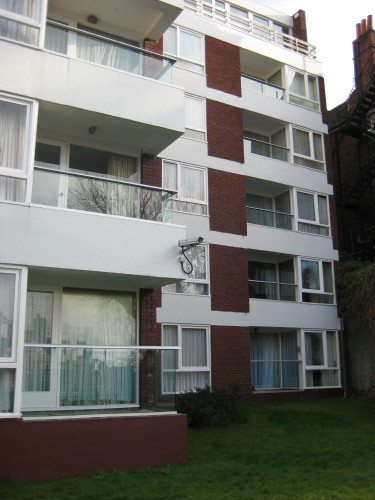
[205,36,241,96]
[141,155,162,187]
[329,195,339,250]
[207,100,244,163]
[210,244,249,313]
[318,76,328,123]
[292,9,307,41]
[211,326,251,397]
[144,37,163,54]
[140,288,162,345]
[208,168,247,235]
[143,38,164,79]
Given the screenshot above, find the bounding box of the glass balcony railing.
[31,166,176,223]
[247,206,293,230]
[22,345,178,413]
[244,137,289,162]
[249,280,297,301]
[241,74,285,100]
[44,20,175,83]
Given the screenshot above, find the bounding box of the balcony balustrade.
[241,74,285,100]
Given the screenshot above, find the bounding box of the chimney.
[292,10,308,42]
[353,15,375,91]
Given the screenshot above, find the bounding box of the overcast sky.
[253,0,374,110]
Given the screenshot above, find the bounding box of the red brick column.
[211,326,251,397]
[143,37,164,79]
[210,245,249,313]
[208,168,247,235]
[141,155,162,187]
[207,100,244,162]
[292,10,308,41]
[205,36,241,96]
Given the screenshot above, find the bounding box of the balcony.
[249,257,297,302]
[244,136,289,163]
[184,0,316,59]
[241,73,285,100]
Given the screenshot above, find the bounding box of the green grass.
[2,398,375,499]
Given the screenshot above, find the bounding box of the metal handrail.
[34,166,177,197]
[24,343,181,350]
[47,19,177,64]
[243,137,289,151]
[241,73,284,91]
[249,279,297,286]
[246,205,292,217]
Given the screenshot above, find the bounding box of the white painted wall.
[157,294,341,330]
[0,203,186,286]
[249,299,341,329]
[0,40,185,147]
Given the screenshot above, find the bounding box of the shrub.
[177,385,248,428]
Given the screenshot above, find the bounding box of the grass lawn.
[1,398,375,499]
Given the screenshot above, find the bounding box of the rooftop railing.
[244,137,290,162]
[241,74,285,100]
[44,20,176,83]
[184,0,316,58]
[32,166,176,223]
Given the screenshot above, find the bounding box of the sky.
[252,0,374,109]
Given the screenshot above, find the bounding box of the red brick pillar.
[205,36,241,96]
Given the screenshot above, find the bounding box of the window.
[296,191,330,236]
[249,260,296,301]
[251,331,300,390]
[164,25,204,73]
[162,324,210,393]
[292,127,324,170]
[247,191,292,230]
[304,330,340,387]
[288,69,319,111]
[22,288,138,410]
[164,245,209,295]
[163,160,207,215]
[0,0,45,46]
[184,95,206,141]
[300,259,334,304]
[0,267,23,414]
[0,95,34,203]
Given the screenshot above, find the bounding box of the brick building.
[328,15,375,260]
[0,0,342,479]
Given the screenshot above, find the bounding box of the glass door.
[22,289,59,410]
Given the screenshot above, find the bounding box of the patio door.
[22,288,60,410]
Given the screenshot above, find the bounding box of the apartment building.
[0,0,342,479]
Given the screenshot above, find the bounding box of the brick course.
[210,244,249,313]
[208,168,247,235]
[207,100,244,163]
[205,36,241,96]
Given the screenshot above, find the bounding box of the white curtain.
[275,191,291,229]
[185,96,205,141]
[0,272,15,358]
[0,0,38,44]
[164,26,177,55]
[288,70,305,96]
[163,161,177,191]
[180,30,202,61]
[318,195,328,225]
[0,369,14,412]
[304,331,323,366]
[293,128,310,156]
[249,261,277,299]
[60,290,136,406]
[162,325,178,393]
[301,260,320,290]
[181,328,207,367]
[23,291,54,392]
[247,194,273,226]
[323,262,333,293]
[180,165,204,201]
[297,191,315,220]
[308,76,318,101]
[0,175,25,202]
[251,332,279,389]
[176,371,209,393]
[313,133,323,161]
[0,99,26,170]
[76,26,140,75]
[280,332,299,388]
[44,21,68,54]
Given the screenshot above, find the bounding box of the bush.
[176,385,248,428]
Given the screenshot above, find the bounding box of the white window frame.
[0,93,38,205]
[0,0,48,48]
[290,125,325,171]
[184,94,207,142]
[162,160,208,209]
[0,265,28,418]
[164,24,205,71]
[294,189,330,236]
[298,257,335,304]
[301,330,341,389]
[162,324,211,394]
[286,67,320,111]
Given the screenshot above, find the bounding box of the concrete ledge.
[0,414,187,480]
